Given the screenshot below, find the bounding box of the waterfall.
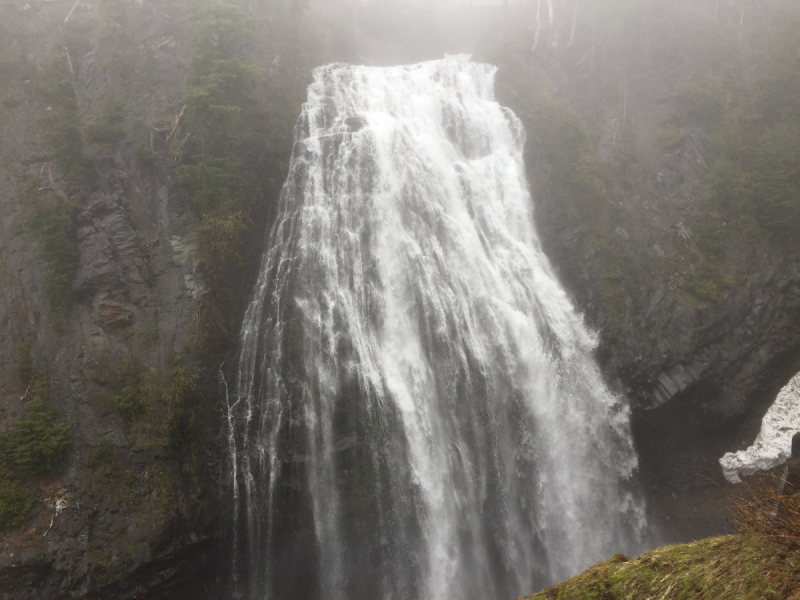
[228,55,644,600]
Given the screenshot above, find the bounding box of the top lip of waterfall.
[303,57,502,142]
[314,54,475,72]
[307,55,497,88]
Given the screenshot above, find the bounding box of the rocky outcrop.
[0,161,220,600]
[76,192,150,330]
[0,3,221,599]
[0,145,220,600]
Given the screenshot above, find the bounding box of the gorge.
[0,1,799,599]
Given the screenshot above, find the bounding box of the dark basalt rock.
[344,115,368,132]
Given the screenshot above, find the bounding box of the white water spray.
[228,56,644,600]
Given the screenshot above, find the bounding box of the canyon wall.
[0,1,798,597]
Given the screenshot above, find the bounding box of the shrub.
[37,57,93,184]
[40,107,93,183]
[657,125,687,151]
[749,124,800,233]
[134,142,155,166]
[24,199,80,315]
[535,94,606,199]
[677,77,729,124]
[602,265,622,280]
[702,157,749,213]
[186,0,258,109]
[737,215,763,242]
[689,212,726,259]
[154,356,197,450]
[113,379,148,423]
[176,154,240,211]
[133,328,159,350]
[113,357,197,449]
[37,58,79,108]
[685,262,735,303]
[56,19,94,70]
[525,92,608,222]
[14,343,34,384]
[0,470,36,528]
[113,361,151,422]
[196,208,251,285]
[182,0,260,161]
[733,475,800,550]
[684,272,719,302]
[673,22,800,247]
[5,395,73,474]
[89,438,119,480]
[85,94,125,146]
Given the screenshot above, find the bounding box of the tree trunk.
[568,0,580,48]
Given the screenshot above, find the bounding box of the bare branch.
[568,0,580,48]
[166,104,186,143]
[575,35,606,67]
[63,0,81,24]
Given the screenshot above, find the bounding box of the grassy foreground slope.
[522,535,800,600]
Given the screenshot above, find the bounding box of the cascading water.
[228,55,645,600]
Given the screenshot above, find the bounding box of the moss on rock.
[522,535,800,600]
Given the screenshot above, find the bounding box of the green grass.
[524,535,800,600]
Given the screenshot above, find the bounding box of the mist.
[0,1,798,599]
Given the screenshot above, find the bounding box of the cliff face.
[0,1,798,598]
[487,3,800,543]
[0,0,360,595]
[510,52,800,421]
[0,3,222,598]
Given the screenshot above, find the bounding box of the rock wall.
[0,1,798,597]
[488,5,800,543]
[0,2,221,598]
[498,37,800,422]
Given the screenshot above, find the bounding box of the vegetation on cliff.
[113,355,197,450]
[1,0,346,556]
[687,37,800,237]
[175,0,261,349]
[36,53,92,184]
[0,469,36,528]
[668,9,800,304]
[21,181,81,316]
[19,24,90,316]
[0,357,72,528]
[489,0,800,391]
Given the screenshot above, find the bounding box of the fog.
[0,0,798,598]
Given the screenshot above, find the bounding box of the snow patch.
[719,372,800,483]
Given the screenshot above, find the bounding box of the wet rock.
[345,115,367,132]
